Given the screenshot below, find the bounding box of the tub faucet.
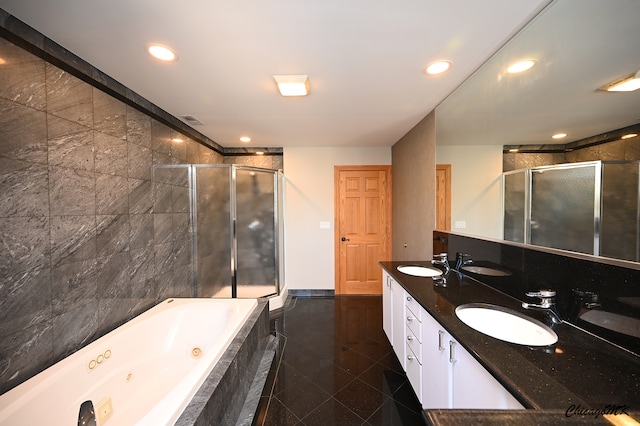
[522,289,562,324]
[78,400,97,426]
[431,253,450,275]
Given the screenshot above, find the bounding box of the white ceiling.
[0,0,550,148]
[437,0,640,147]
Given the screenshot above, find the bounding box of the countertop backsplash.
[434,230,640,356]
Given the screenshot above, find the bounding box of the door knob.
[341,237,350,241]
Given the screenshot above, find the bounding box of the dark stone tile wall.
[503,134,640,172]
[0,36,225,395]
[223,154,284,170]
[434,230,640,355]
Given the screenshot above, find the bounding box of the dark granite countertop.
[379,261,640,424]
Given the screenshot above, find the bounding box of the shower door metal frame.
[232,165,280,298]
[503,161,602,256]
[189,164,281,299]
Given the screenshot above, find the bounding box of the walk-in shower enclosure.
[503,161,640,262]
[155,164,283,299]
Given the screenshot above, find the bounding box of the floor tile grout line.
[260,296,426,426]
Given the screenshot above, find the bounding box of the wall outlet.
[454,220,466,229]
[320,221,331,230]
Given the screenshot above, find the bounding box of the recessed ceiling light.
[622,133,638,139]
[273,75,309,96]
[425,60,452,75]
[240,136,252,143]
[147,44,178,62]
[507,60,536,74]
[600,71,640,92]
[552,133,567,139]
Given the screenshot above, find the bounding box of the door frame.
[334,165,392,294]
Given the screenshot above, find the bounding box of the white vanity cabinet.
[405,294,423,403]
[421,309,523,409]
[382,272,393,342]
[383,271,406,370]
[381,270,524,410]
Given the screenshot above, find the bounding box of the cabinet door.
[390,279,406,369]
[421,311,452,409]
[382,272,393,343]
[450,340,524,409]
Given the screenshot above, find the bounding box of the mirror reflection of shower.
[154,164,282,300]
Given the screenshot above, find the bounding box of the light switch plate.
[454,220,466,229]
[320,221,331,230]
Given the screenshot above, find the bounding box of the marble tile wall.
[504,137,640,172]
[0,36,224,394]
[224,154,284,170]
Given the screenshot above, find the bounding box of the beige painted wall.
[283,147,392,290]
[391,112,437,261]
[435,144,504,239]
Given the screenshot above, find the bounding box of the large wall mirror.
[435,0,640,263]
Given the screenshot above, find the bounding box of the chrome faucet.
[522,289,562,324]
[431,253,450,287]
[431,253,450,275]
[454,252,473,271]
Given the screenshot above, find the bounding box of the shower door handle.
[341,237,350,241]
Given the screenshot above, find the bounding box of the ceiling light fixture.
[273,75,309,96]
[507,60,536,74]
[425,60,452,75]
[255,151,265,155]
[240,136,252,143]
[600,71,640,92]
[552,133,567,139]
[147,44,178,62]
[622,133,638,140]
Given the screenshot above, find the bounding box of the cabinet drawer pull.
[407,355,415,361]
[406,296,412,302]
[438,330,444,351]
[449,340,457,363]
[407,335,414,341]
[407,316,414,322]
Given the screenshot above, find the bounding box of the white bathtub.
[0,298,258,426]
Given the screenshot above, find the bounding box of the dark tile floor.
[253,295,428,426]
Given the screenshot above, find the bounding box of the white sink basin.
[455,303,558,346]
[579,310,640,338]
[461,265,511,277]
[396,265,443,277]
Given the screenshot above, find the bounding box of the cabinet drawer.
[405,343,423,403]
[406,311,422,340]
[406,326,422,363]
[405,295,423,322]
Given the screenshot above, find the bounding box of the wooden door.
[436,164,451,231]
[335,166,391,294]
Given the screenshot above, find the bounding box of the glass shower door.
[503,169,528,243]
[530,162,600,255]
[194,166,233,298]
[234,167,278,298]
